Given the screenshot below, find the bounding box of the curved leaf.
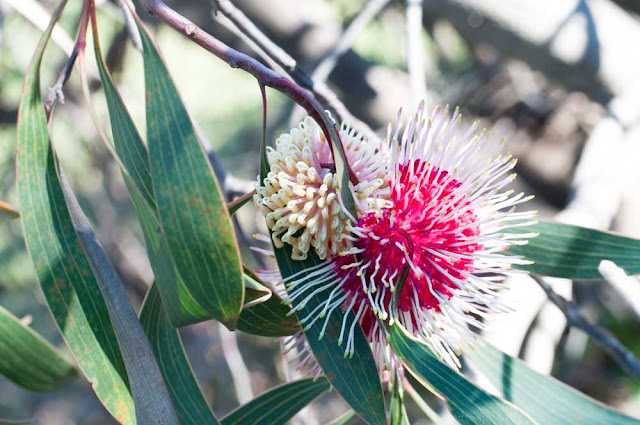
[16,2,134,422]
[509,221,640,279]
[274,245,387,425]
[464,342,640,425]
[236,293,299,337]
[0,306,77,392]
[140,284,220,425]
[90,14,213,327]
[389,325,537,425]
[136,16,244,328]
[220,378,329,425]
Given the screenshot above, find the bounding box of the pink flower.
[283,103,536,371]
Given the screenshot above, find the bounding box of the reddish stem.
[136,0,359,185]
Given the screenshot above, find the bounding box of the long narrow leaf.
[389,325,537,425]
[90,13,155,211]
[16,2,134,422]
[140,284,221,425]
[136,15,244,328]
[62,175,179,424]
[509,221,640,279]
[274,245,387,425]
[0,306,77,392]
[464,342,640,425]
[90,14,214,326]
[220,378,329,425]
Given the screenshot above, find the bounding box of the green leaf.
[327,411,357,425]
[242,271,272,307]
[90,14,155,211]
[236,292,299,337]
[0,420,31,425]
[0,306,77,392]
[227,191,255,216]
[389,325,537,425]
[140,284,221,425]
[91,16,229,327]
[508,221,640,279]
[220,378,330,425]
[235,270,299,337]
[16,2,134,422]
[464,342,640,425]
[136,15,244,328]
[0,201,20,219]
[274,245,387,425]
[390,378,409,425]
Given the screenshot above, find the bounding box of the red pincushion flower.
[276,103,536,373]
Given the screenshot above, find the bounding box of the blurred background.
[1,0,640,423]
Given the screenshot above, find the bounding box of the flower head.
[284,103,536,371]
[254,115,388,260]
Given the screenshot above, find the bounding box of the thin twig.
[405,0,427,105]
[217,323,254,404]
[43,0,94,118]
[403,379,443,424]
[136,0,360,187]
[531,274,640,380]
[5,0,75,56]
[213,0,379,142]
[312,0,391,83]
[116,0,143,50]
[598,260,640,319]
[44,47,79,118]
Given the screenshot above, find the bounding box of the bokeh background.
[1,0,640,423]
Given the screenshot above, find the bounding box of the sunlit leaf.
[0,306,76,392]
[140,285,221,425]
[220,378,329,425]
[509,221,640,279]
[16,1,133,422]
[91,15,233,327]
[389,325,537,425]
[464,342,640,425]
[136,16,244,328]
[390,378,409,425]
[273,245,387,425]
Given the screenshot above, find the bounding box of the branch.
[422,0,640,115]
[405,0,427,105]
[599,260,640,319]
[213,0,378,141]
[312,0,390,83]
[531,274,640,380]
[135,0,359,186]
[217,323,254,404]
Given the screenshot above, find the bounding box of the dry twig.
[531,274,640,380]
[213,0,378,140]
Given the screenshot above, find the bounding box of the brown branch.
[531,274,640,380]
[312,0,391,83]
[213,0,378,141]
[135,0,359,188]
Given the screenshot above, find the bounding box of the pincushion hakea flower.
[275,103,535,373]
[256,102,536,378]
[253,114,389,261]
